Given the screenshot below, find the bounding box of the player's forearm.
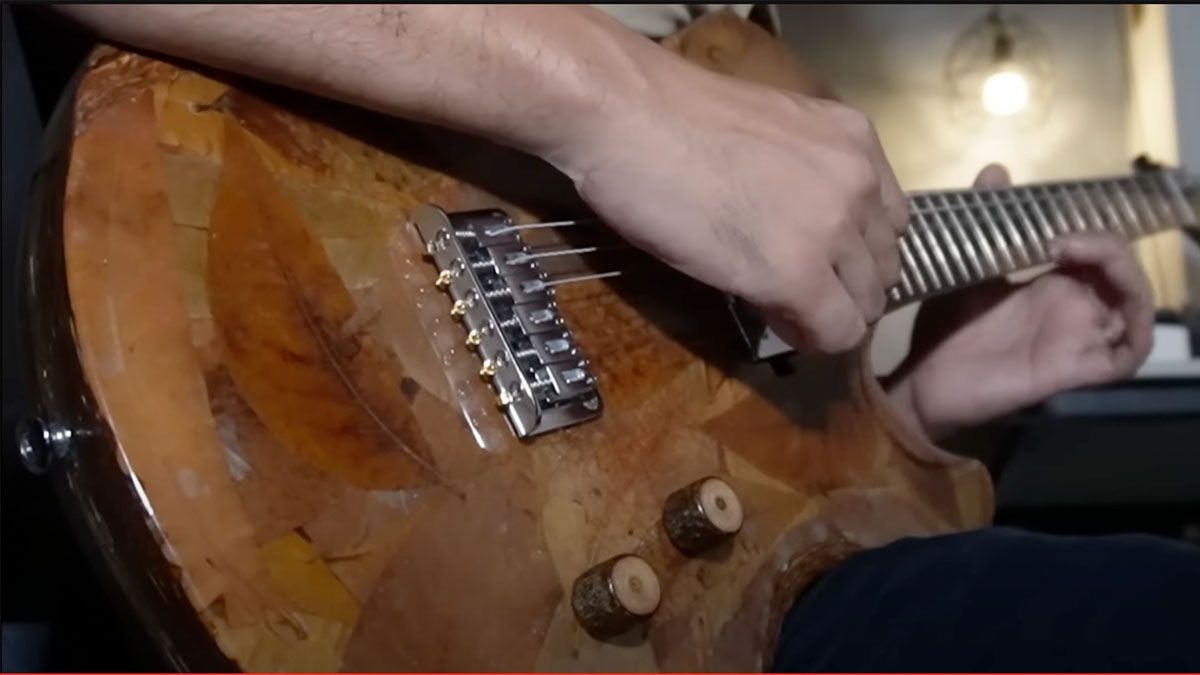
[56,5,916,360]
[54,4,669,168]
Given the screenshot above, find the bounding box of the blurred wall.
[778,4,1132,190]
[775,4,1187,371]
[1167,4,1200,304]
[1168,5,1200,173]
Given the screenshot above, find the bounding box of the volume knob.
[572,554,661,638]
[662,476,743,555]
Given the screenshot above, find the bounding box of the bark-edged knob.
[663,476,743,554]
[571,554,661,638]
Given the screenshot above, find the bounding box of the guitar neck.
[888,168,1198,308]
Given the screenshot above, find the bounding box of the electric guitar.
[18,13,1197,672]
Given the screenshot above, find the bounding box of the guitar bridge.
[412,206,603,438]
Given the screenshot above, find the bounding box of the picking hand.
[554,66,908,354]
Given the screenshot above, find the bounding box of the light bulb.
[981,69,1029,116]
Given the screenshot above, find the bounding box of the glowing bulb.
[981,69,1029,116]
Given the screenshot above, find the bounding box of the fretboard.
[888,169,1197,308]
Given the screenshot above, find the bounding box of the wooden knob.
[572,554,661,638]
[662,476,743,555]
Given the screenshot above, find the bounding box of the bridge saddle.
[413,206,603,438]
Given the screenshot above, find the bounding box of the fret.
[1008,187,1051,262]
[914,211,955,288]
[1051,183,1089,234]
[866,171,1190,311]
[1022,186,1060,239]
[1053,183,1090,233]
[923,198,972,282]
[884,172,1196,311]
[1108,180,1146,236]
[937,214,972,281]
[1159,172,1199,225]
[1139,174,1177,226]
[1072,182,1113,235]
[1035,184,1073,235]
[898,267,914,297]
[970,189,1016,272]
[899,236,929,295]
[909,227,943,291]
[934,193,984,280]
[1021,187,1059,241]
[982,188,1033,266]
[953,192,1001,275]
[1136,173,1181,228]
[1120,177,1160,233]
[1085,182,1131,237]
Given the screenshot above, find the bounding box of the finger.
[863,217,901,287]
[823,102,907,236]
[834,234,887,323]
[861,127,909,235]
[765,266,867,354]
[1067,342,1127,389]
[973,163,1011,189]
[1051,233,1154,372]
[1100,310,1127,346]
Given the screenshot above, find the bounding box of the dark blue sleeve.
[772,527,1200,672]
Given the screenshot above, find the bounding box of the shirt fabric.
[592,3,780,38]
[772,527,1200,671]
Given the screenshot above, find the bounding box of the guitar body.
[22,14,992,672]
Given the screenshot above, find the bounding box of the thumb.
[973,163,1011,189]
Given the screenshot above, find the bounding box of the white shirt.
[592,4,779,38]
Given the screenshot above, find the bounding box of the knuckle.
[735,260,784,307]
[831,318,868,352]
[747,253,806,308]
[879,248,902,286]
[777,89,811,114]
[821,208,854,239]
[864,288,887,322]
[840,154,879,197]
[874,221,901,249]
[834,104,874,138]
[812,301,866,353]
[887,198,911,232]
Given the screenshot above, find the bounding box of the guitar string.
[435,177,1189,354]
[509,181,1185,296]
[431,175,1193,360]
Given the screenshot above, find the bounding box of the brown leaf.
[204,365,345,543]
[208,118,442,490]
[64,94,273,623]
[342,460,562,671]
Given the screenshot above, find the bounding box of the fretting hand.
[885,164,1155,441]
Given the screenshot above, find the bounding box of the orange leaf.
[65,94,273,622]
[208,118,441,490]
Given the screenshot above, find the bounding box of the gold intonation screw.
[466,330,482,348]
[450,299,470,317]
[435,270,454,289]
[479,359,497,378]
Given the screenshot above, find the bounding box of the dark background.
[1,5,157,671]
[2,5,1197,673]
